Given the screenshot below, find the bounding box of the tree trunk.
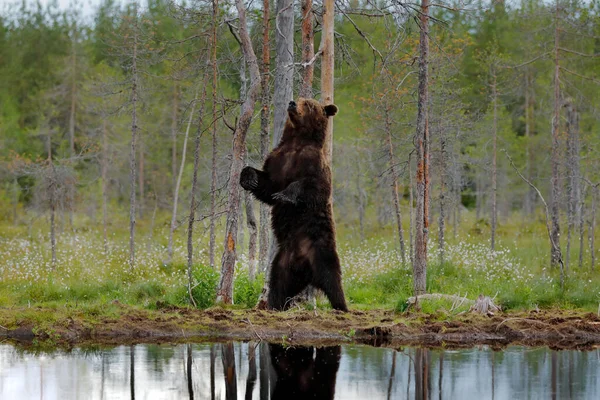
[408,151,415,266]
[168,91,198,265]
[101,118,109,254]
[385,104,406,264]
[272,0,294,146]
[171,84,179,194]
[565,101,580,272]
[413,0,430,296]
[128,12,139,269]
[439,125,446,264]
[550,0,562,268]
[524,68,535,216]
[321,0,334,163]
[591,187,597,270]
[491,70,498,251]
[579,185,586,269]
[258,0,271,271]
[245,155,258,282]
[216,0,262,304]
[187,82,208,307]
[68,26,76,229]
[138,140,145,218]
[186,344,194,400]
[299,0,314,98]
[209,0,219,269]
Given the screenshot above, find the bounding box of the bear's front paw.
[272,181,300,204]
[240,167,258,190]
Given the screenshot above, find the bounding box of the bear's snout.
[288,101,297,111]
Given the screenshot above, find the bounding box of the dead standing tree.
[258,0,271,270]
[216,0,261,304]
[414,0,430,296]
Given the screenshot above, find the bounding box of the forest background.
[1,0,600,314]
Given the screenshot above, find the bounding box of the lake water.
[1,342,599,399]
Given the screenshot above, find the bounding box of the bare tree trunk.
[565,101,580,272]
[524,68,535,216]
[258,0,271,271]
[256,0,294,308]
[101,118,109,254]
[138,140,145,218]
[171,84,179,194]
[413,0,430,296]
[385,104,406,264]
[187,79,209,307]
[321,0,334,163]
[491,70,498,251]
[579,185,586,269]
[245,164,258,281]
[409,151,415,266]
[128,12,139,269]
[550,0,562,268]
[272,0,294,146]
[168,92,198,264]
[591,187,597,270]
[216,0,261,304]
[439,125,446,264]
[299,0,314,98]
[209,0,219,269]
[68,26,76,229]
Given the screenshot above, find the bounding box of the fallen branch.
[469,294,500,316]
[406,293,475,307]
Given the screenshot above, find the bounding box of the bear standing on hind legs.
[240,98,348,311]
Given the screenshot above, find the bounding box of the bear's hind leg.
[268,251,311,310]
[312,249,348,312]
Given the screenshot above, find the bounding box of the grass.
[0,208,599,317]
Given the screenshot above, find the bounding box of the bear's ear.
[324,104,338,117]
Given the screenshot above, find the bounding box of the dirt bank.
[2,305,600,350]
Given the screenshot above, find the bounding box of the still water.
[1,342,599,400]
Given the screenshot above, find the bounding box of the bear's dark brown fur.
[240,98,348,311]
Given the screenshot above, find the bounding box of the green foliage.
[234,273,264,308]
[189,265,220,309]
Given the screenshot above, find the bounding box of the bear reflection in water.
[269,344,341,399]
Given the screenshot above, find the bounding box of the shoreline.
[2,306,600,350]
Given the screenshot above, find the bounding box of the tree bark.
[216,0,261,304]
[187,81,208,307]
[591,186,597,270]
[272,0,294,147]
[171,84,179,194]
[491,69,498,251]
[413,0,430,296]
[565,101,580,271]
[209,0,219,269]
[258,0,271,271]
[101,118,109,255]
[439,124,447,264]
[128,11,139,269]
[550,0,562,268]
[299,0,314,98]
[321,0,334,163]
[168,91,198,265]
[409,151,415,266]
[385,103,406,264]
[245,157,258,281]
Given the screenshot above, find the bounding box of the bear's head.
[284,98,338,145]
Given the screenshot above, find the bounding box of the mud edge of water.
[2,307,600,350]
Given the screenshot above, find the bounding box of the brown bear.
[240,98,348,311]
